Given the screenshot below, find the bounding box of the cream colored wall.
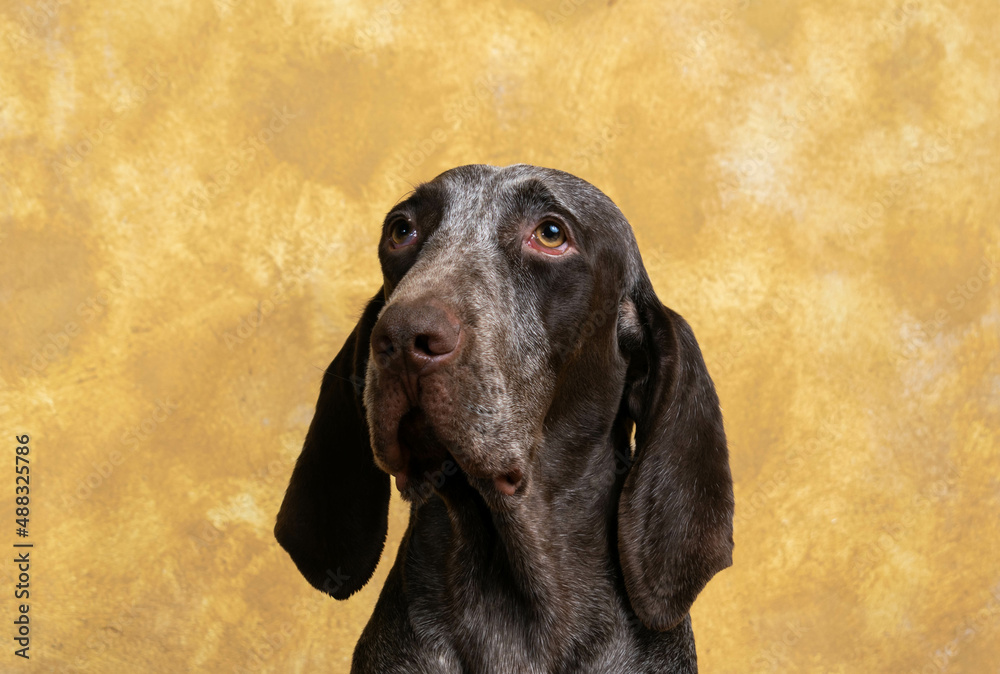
[1,0,998,671]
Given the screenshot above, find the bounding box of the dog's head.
[275,164,733,631]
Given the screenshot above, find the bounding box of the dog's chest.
[370,518,697,673]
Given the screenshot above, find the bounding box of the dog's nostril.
[373,300,461,371]
[413,328,459,358]
[374,334,395,359]
[414,334,432,356]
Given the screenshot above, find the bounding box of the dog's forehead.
[422,164,619,235]
[392,164,645,293]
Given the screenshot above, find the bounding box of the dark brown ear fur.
[617,279,735,631]
[274,291,389,599]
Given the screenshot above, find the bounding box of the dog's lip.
[381,430,410,477]
[379,405,525,498]
[389,446,525,500]
[450,461,525,498]
[492,468,523,496]
[385,407,443,491]
[385,444,412,493]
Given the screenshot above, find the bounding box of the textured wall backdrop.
[1,0,998,671]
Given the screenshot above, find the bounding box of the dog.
[275,164,734,673]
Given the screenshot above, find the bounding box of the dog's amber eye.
[389,217,416,247]
[534,221,566,248]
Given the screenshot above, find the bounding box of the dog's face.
[364,164,642,508]
[275,163,733,633]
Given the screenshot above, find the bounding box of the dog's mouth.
[385,407,523,500]
[391,408,448,492]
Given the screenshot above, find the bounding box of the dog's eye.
[389,217,416,247]
[534,221,566,248]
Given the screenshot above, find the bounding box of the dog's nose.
[371,299,462,375]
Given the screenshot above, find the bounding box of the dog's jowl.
[275,164,734,673]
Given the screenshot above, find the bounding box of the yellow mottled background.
[1,0,998,671]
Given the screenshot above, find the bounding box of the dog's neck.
[402,416,634,656]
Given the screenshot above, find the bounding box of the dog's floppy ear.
[274,290,389,600]
[617,276,734,632]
